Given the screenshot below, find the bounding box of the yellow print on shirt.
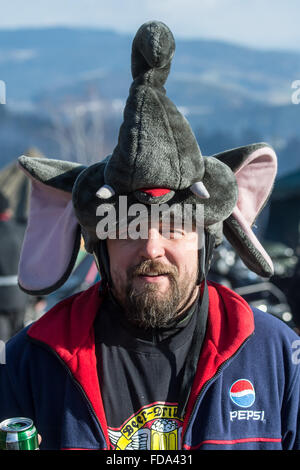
[107,402,184,450]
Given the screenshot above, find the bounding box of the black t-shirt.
[94,287,208,450]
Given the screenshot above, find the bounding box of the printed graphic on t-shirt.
[108,401,184,450]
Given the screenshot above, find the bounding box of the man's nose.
[138,228,165,260]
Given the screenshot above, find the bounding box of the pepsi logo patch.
[229,379,255,408]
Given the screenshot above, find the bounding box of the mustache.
[128,260,178,278]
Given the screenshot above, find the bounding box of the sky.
[0,0,300,52]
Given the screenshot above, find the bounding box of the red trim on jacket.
[27,281,110,448]
[183,437,282,450]
[27,280,254,448]
[181,281,254,438]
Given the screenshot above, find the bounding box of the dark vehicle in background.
[208,239,298,331]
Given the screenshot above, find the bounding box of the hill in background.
[0,27,300,175]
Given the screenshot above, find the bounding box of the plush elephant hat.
[17,21,277,295]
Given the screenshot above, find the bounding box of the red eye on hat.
[140,188,171,197]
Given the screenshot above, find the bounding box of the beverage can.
[0,417,39,450]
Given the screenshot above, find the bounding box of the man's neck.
[174,284,200,321]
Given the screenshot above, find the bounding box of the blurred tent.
[265,169,300,252]
[0,147,44,224]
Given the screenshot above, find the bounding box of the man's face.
[106,218,200,329]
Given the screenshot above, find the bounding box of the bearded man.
[0,21,299,451]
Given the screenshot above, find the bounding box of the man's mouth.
[137,272,169,282]
[140,272,167,276]
[129,261,177,284]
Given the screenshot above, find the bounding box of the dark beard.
[117,259,197,329]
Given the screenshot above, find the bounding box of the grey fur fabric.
[18,155,85,193]
[224,215,273,277]
[72,21,239,242]
[104,21,205,194]
[213,142,271,173]
[17,20,277,289]
[213,142,277,277]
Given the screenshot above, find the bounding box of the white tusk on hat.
[190,181,210,199]
[96,184,115,199]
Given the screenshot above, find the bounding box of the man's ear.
[214,143,277,277]
[18,156,86,295]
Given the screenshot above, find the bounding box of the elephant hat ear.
[17,156,86,295]
[215,143,277,278]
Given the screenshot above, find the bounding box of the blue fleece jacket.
[0,281,299,450]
